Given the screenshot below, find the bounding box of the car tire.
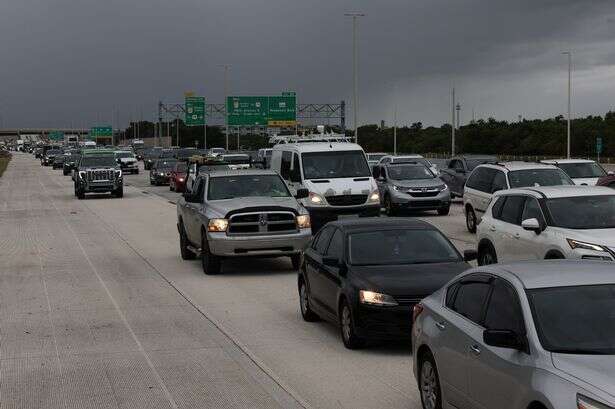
[113,186,123,198]
[419,351,443,409]
[290,254,302,270]
[478,243,498,266]
[77,188,85,200]
[150,179,154,185]
[437,206,450,216]
[179,222,196,260]
[466,206,477,233]
[609,182,615,189]
[384,195,397,217]
[299,278,319,322]
[135,169,139,175]
[339,300,365,349]
[201,233,221,275]
[170,184,174,191]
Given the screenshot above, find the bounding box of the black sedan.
[149,159,178,185]
[298,218,476,349]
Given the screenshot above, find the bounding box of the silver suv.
[374,162,450,216]
[176,169,312,275]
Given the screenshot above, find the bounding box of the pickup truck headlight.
[359,290,398,307]
[577,394,613,409]
[296,214,311,229]
[115,169,122,178]
[567,239,607,252]
[367,191,380,203]
[78,171,86,180]
[308,192,326,206]
[208,218,228,232]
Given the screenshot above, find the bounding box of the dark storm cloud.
[0,0,614,128]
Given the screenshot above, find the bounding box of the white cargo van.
[271,142,380,229]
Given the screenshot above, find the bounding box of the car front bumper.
[390,189,451,210]
[306,204,381,222]
[354,303,414,340]
[207,229,312,257]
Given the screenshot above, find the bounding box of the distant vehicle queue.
[29,132,615,409]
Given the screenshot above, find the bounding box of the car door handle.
[470,345,481,355]
[435,321,446,331]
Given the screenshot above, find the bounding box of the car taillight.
[412,303,424,324]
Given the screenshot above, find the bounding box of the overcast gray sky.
[1,0,614,129]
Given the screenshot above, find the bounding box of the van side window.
[280,151,292,180]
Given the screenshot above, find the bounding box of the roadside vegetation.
[121,111,615,159]
[0,151,12,179]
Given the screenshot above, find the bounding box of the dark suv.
[74,150,123,199]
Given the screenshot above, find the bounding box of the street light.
[344,12,365,145]
[218,64,231,151]
[562,51,572,158]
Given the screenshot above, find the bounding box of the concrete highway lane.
[1,155,478,409]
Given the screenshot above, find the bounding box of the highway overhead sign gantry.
[185,96,206,126]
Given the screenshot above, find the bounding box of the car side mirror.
[295,188,309,200]
[521,218,542,234]
[463,249,478,262]
[483,329,525,351]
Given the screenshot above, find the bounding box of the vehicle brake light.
[412,303,424,324]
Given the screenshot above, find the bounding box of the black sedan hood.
[351,262,469,297]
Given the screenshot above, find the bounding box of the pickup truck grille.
[87,170,114,181]
[228,212,297,235]
[326,194,367,206]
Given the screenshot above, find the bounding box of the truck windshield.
[302,151,370,179]
[208,175,291,200]
[81,156,116,167]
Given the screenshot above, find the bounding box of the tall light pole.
[344,12,365,145]
[456,103,461,130]
[563,51,572,158]
[218,64,231,151]
[451,87,456,156]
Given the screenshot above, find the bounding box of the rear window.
[508,169,574,188]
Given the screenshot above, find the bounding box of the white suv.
[541,158,610,186]
[476,185,615,264]
[463,161,574,232]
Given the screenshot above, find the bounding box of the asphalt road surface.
[1,154,477,409]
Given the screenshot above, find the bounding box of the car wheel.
[466,206,477,233]
[419,352,443,409]
[339,300,365,349]
[170,184,174,191]
[179,222,196,260]
[290,254,302,270]
[201,233,221,275]
[384,195,397,216]
[437,206,450,216]
[135,169,139,175]
[77,189,85,200]
[478,243,498,266]
[299,279,319,322]
[114,186,123,198]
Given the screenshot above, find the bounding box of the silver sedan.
[411,260,615,409]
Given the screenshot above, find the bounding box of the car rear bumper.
[207,229,312,257]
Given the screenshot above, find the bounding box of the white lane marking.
[37,179,179,409]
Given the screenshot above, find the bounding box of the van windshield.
[302,151,370,179]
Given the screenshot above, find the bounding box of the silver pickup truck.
[176,169,312,275]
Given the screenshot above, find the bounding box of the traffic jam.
[31,133,615,409]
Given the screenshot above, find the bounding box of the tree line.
[120,111,615,158]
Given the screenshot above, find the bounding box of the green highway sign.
[185,96,206,126]
[226,94,296,127]
[597,137,603,154]
[227,96,269,126]
[89,126,113,140]
[48,131,64,141]
[268,95,296,126]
